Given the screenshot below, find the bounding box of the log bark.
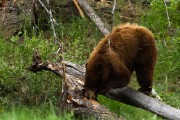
[27,52,180,120]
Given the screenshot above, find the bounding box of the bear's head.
[85,54,111,92]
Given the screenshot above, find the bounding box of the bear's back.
[89,23,155,66]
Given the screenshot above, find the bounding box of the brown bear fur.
[84,23,157,100]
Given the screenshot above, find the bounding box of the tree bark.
[27,52,180,120]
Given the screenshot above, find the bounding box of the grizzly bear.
[84,23,157,100]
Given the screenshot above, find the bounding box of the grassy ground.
[0,0,180,120]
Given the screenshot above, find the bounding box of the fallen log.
[106,88,180,119]
[28,51,180,120]
[28,51,123,120]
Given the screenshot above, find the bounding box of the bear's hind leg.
[135,67,162,100]
[135,66,154,95]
